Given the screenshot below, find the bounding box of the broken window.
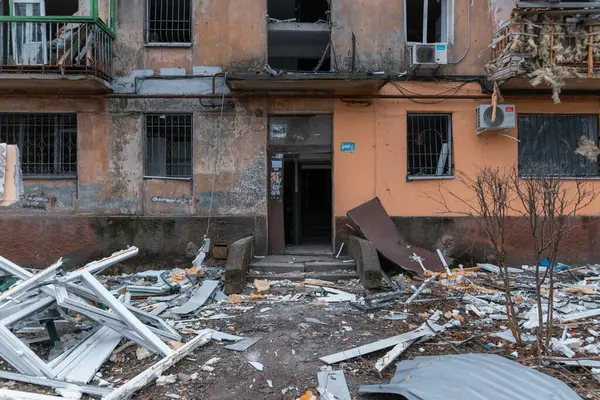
[267,0,328,23]
[518,114,600,177]
[267,0,330,72]
[145,114,193,178]
[145,0,192,44]
[407,114,453,178]
[406,0,451,43]
[0,113,77,176]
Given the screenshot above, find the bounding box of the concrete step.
[249,262,305,273]
[249,260,356,274]
[247,270,359,282]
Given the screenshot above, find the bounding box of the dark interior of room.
[283,155,332,246]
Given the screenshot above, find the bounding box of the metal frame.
[144,113,194,179]
[5,0,115,36]
[0,247,180,382]
[406,113,453,179]
[404,0,454,44]
[144,0,193,46]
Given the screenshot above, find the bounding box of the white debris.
[55,388,82,399]
[249,361,264,371]
[156,374,177,386]
[136,347,153,361]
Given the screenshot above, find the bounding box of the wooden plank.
[320,323,443,364]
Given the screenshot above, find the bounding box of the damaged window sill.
[144,42,192,48]
[23,175,77,180]
[407,175,455,181]
[519,175,600,181]
[143,176,192,181]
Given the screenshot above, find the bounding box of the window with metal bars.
[145,114,192,178]
[145,0,192,44]
[518,114,600,177]
[0,113,77,176]
[407,114,453,178]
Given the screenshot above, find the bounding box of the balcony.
[0,0,114,95]
[487,8,600,102]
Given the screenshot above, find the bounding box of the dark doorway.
[282,154,332,249]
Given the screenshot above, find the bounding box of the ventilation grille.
[483,106,505,127]
[415,45,436,63]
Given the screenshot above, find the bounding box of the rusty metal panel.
[347,198,444,275]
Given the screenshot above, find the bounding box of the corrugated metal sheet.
[359,354,581,400]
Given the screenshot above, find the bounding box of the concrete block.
[192,66,222,76]
[159,68,187,76]
[348,236,382,290]
[225,236,255,294]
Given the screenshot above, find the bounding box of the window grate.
[518,114,600,177]
[145,114,193,178]
[0,113,77,176]
[145,0,192,44]
[407,114,453,178]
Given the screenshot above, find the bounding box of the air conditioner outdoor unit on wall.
[411,43,448,67]
[476,104,517,134]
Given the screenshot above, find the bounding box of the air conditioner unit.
[476,104,517,134]
[411,43,448,67]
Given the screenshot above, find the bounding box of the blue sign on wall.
[341,142,356,153]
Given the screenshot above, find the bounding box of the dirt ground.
[104,284,600,400]
[3,276,600,399]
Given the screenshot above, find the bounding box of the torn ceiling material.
[359,354,581,400]
[347,198,446,276]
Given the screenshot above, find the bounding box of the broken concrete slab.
[225,236,255,294]
[348,235,382,290]
[317,370,351,400]
[347,198,446,276]
[224,337,261,352]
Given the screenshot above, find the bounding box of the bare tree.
[433,166,522,346]
[512,162,598,353]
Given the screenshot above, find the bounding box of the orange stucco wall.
[334,82,600,217]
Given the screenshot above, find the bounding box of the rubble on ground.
[1,244,600,399]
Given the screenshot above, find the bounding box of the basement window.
[145,0,192,44]
[0,113,77,177]
[407,114,453,179]
[518,114,600,177]
[406,0,453,43]
[145,114,193,178]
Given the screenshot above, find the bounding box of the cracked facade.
[2,0,600,267]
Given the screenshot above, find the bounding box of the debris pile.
[486,12,600,103]
[0,247,248,399]
[0,240,599,398]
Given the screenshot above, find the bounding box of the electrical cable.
[449,0,472,64]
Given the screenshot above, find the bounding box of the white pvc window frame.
[404,0,454,44]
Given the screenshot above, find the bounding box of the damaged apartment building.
[3,0,600,267]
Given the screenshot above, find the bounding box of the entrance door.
[268,115,333,254]
[11,0,47,65]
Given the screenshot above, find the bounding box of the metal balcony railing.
[0,19,113,81]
